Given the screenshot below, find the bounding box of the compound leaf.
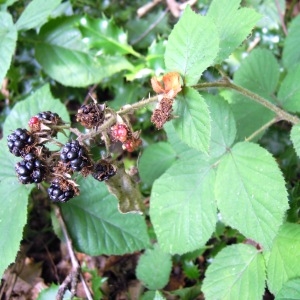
[215,142,289,250]
[267,223,300,296]
[0,12,17,88]
[0,178,31,279]
[16,0,61,31]
[276,278,300,300]
[136,244,172,290]
[291,123,300,158]
[165,6,219,86]
[150,156,217,254]
[35,17,132,87]
[283,15,300,69]
[202,244,266,300]
[60,176,150,255]
[278,64,300,113]
[173,87,211,154]
[139,142,177,186]
[207,0,261,63]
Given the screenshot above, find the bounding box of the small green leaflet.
[283,15,300,69]
[136,244,172,290]
[202,244,266,300]
[267,223,300,295]
[60,176,149,255]
[165,6,219,86]
[277,64,300,113]
[16,0,61,31]
[291,123,300,158]
[215,142,289,250]
[172,87,211,154]
[150,156,217,254]
[207,0,261,63]
[0,12,17,88]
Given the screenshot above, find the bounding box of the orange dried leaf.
[162,72,182,95]
[151,77,165,94]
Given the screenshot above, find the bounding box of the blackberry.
[37,111,61,123]
[7,128,34,157]
[60,140,90,171]
[76,103,105,128]
[15,153,46,184]
[111,123,129,143]
[48,178,78,203]
[92,160,117,181]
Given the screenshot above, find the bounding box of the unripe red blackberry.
[60,140,90,172]
[15,153,46,184]
[122,137,142,152]
[92,160,117,181]
[48,178,78,203]
[7,128,34,157]
[111,123,128,143]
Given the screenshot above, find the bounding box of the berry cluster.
[8,108,118,203]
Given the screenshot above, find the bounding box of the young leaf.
[35,17,132,87]
[165,6,219,86]
[204,94,236,158]
[37,283,72,300]
[16,0,61,31]
[207,0,261,63]
[60,176,150,255]
[291,123,300,158]
[277,64,300,113]
[79,15,140,57]
[202,244,266,300]
[215,142,289,250]
[0,12,17,88]
[276,278,300,300]
[150,156,217,254]
[173,87,211,154]
[136,244,172,290]
[267,223,300,295]
[282,15,300,70]
[0,178,32,279]
[231,48,279,140]
[139,142,177,186]
[3,84,70,149]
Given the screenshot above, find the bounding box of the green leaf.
[291,123,300,158]
[231,48,279,140]
[202,244,266,300]
[37,284,72,300]
[60,176,149,255]
[207,0,261,63]
[136,244,172,290]
[139,142,177,186]
[3,84,70,150]
[275,278,300,300]
[154,291,166,300]
[150,156,217,254]
[16,0,61,31]
[283,15,300,69]
[173,87,211,154]
[215,142,289,250]
[277,64,300,112]
[267,223,300,295]
[79,15,140,57]
[0,178,31,279]
[165,6,219,86]
[35,17,132,87]
[204,94,236,158]
[0,12,17,87]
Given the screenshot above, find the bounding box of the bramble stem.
[193,80,300,125]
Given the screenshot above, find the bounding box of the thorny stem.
[54,206,93,300]
[193,80,300,125]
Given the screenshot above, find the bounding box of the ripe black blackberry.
[7,128,34,157]
[37,111,61,123]
[15,153,46,184]
[76,103,105,128]
[92,160,117,181]
[60,140,90,172]
[48,178,78,203]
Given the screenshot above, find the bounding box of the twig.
[83,84,98,105]
[54,205,93,300]
[137,0,162,17]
